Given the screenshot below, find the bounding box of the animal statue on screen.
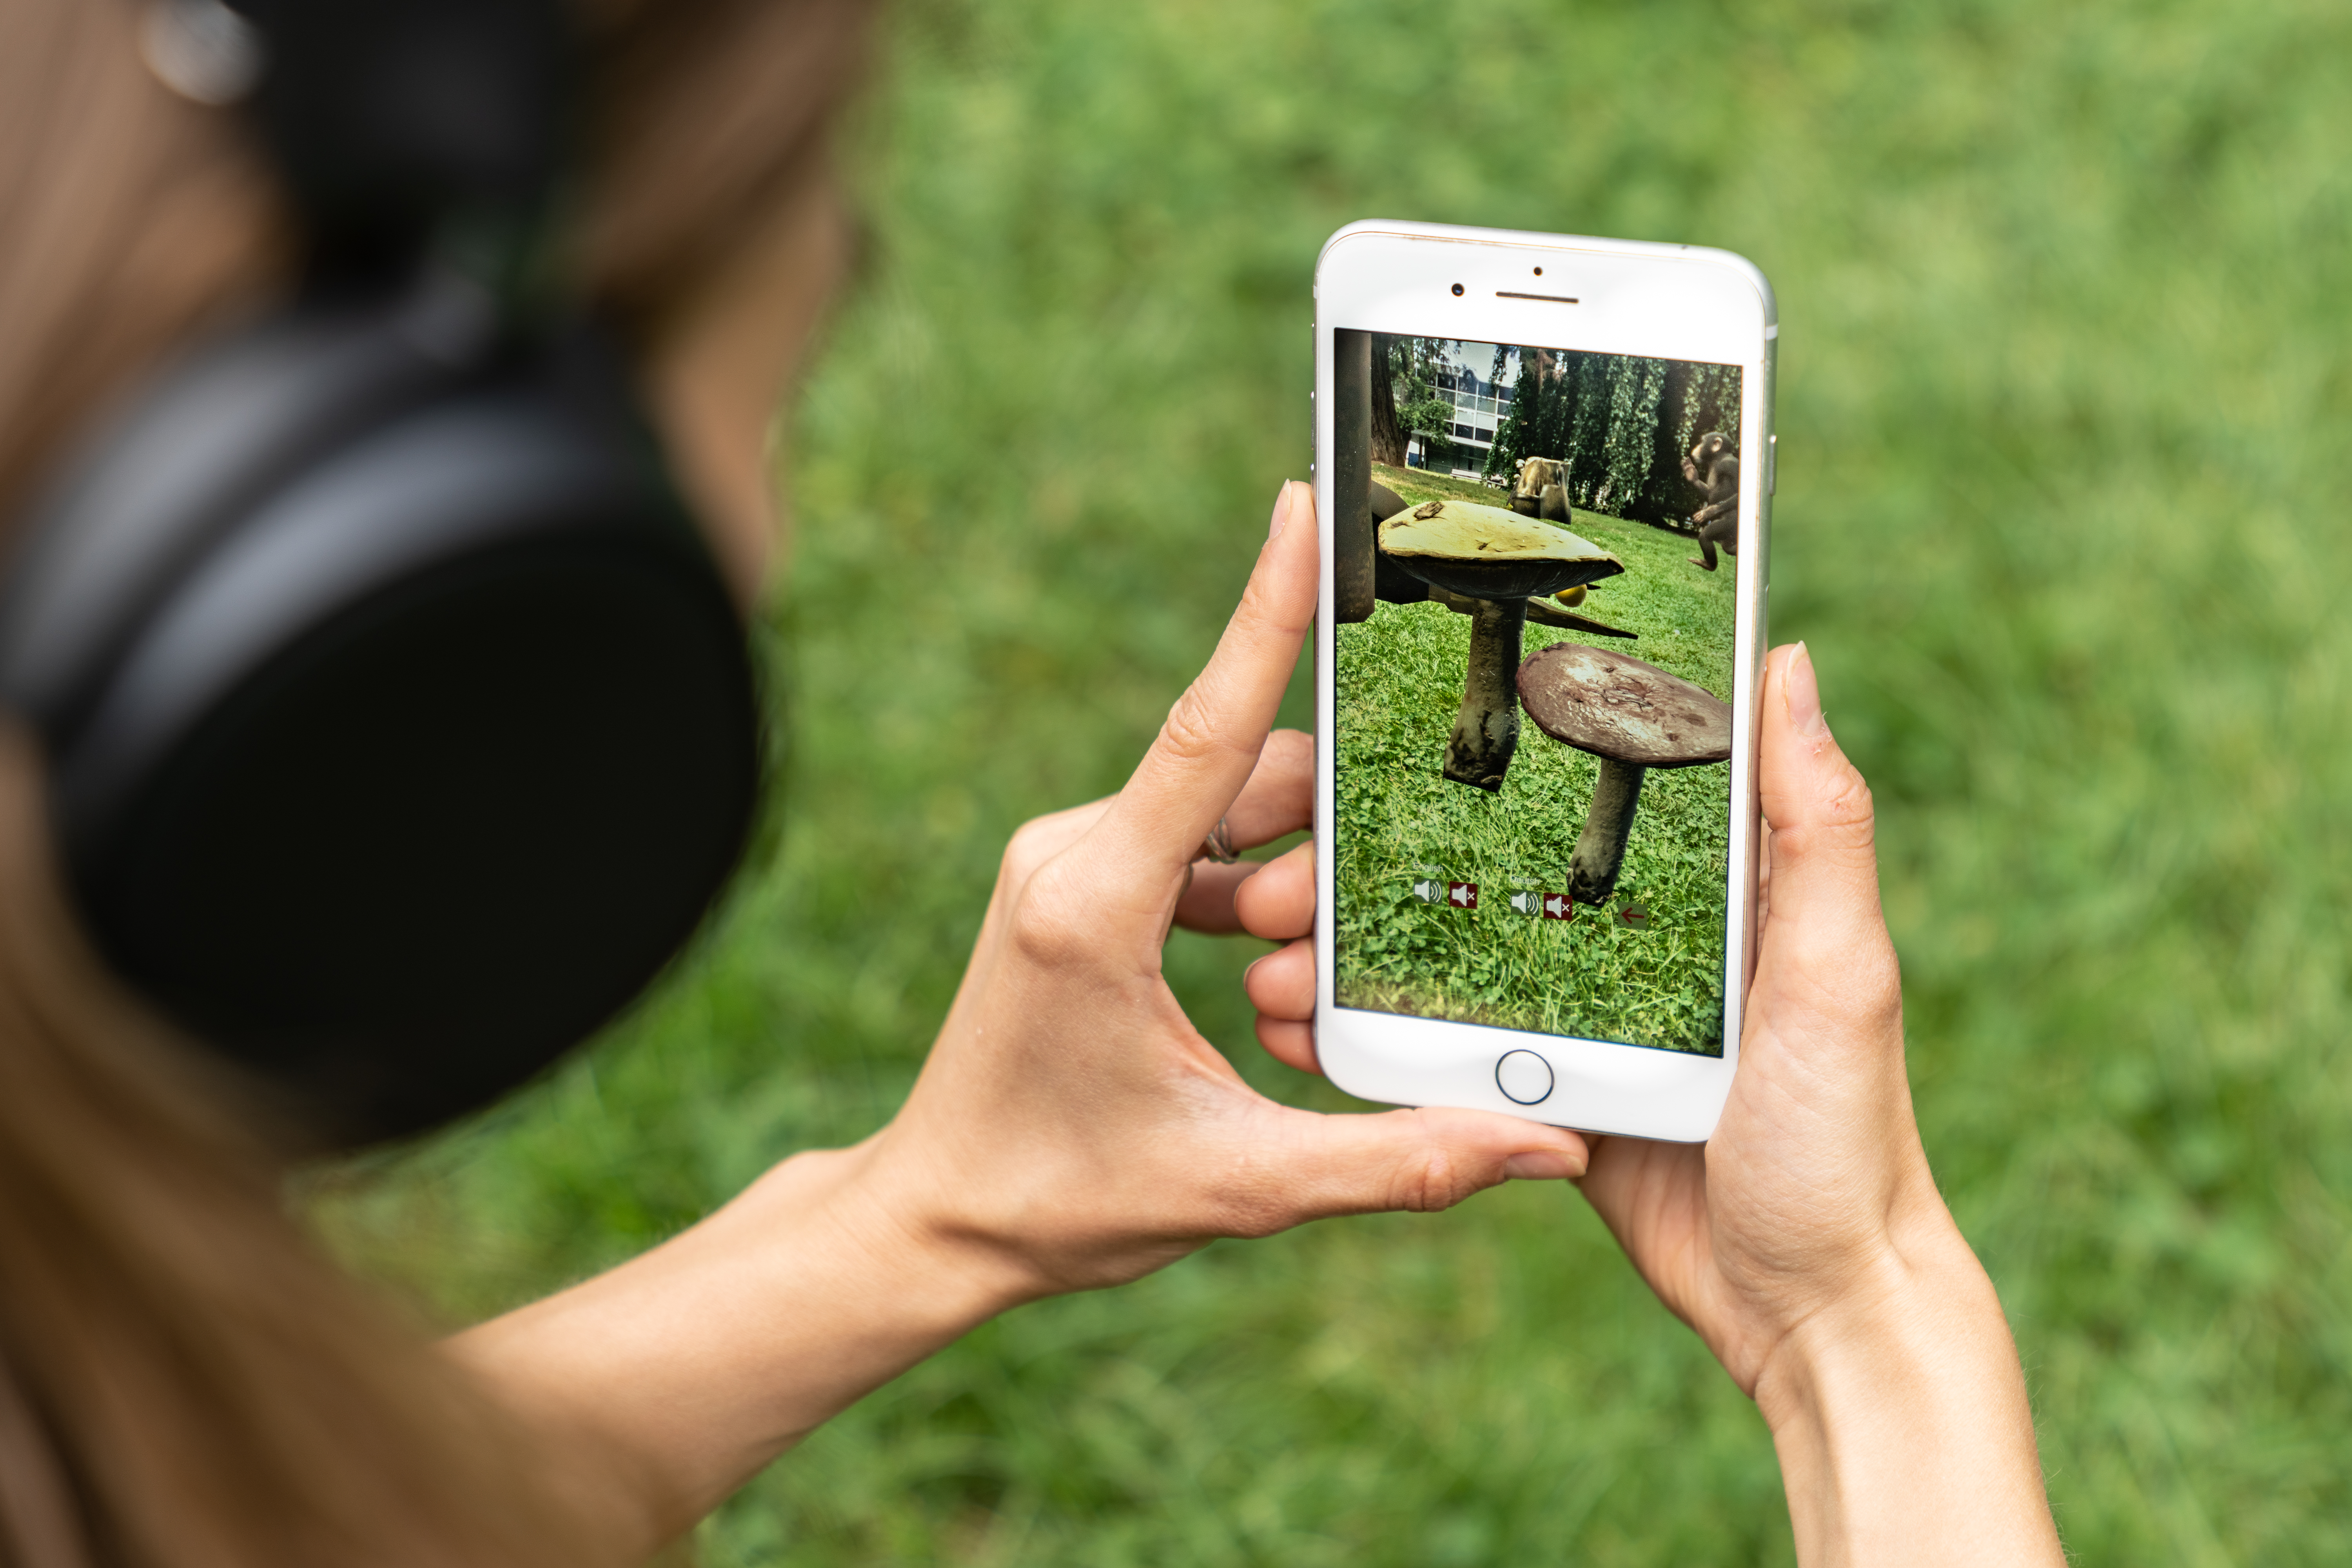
[1510,456,1572,521]
[1682,431,1739,572]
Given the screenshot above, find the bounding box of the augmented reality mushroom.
[1379,484,1630,635]
[1380,498,1623,791]
[1515,642,1732,906]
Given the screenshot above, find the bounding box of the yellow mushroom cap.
[1378,499,1624,601]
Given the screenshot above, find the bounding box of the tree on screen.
[1488,347,1573,481]
[1386,338,1460,468]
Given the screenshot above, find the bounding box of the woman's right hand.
[1574,642,1940,1394]
[1238,643,2066,1566]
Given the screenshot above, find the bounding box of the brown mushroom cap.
[1515,643,1733,767]
[1379,498,1622,601]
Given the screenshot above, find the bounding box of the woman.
[0,1,2066,1563]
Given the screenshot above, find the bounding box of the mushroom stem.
[1442,595,1526,792]
[1568,757,1648,905]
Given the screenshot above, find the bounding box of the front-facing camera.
[1450,282,1465,296]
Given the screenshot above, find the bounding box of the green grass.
[306,0,2352,1563]
[1335,470,1737,1049]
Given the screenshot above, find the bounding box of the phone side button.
[1495,1050,1555,1105]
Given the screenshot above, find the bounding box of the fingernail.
[1504,1150,1577,1181]
[1269,481,1295,540]
[1784,641,1830,739]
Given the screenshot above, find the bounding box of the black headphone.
[0,0,762,1144]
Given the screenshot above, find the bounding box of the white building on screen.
[1405,342,1523,475]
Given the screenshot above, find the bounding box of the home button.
[1495,1050,1555,1105]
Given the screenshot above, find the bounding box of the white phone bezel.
[1312,220,1776,1144]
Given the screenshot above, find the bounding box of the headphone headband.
[227,0,570,273]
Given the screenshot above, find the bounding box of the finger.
[1085,482,1318,894]
[1173,860,1259,934]
[1172,734,1313,933]
[1244,937,1312,1020]
[1247,936,1316,1073]
[1238,1106,1591,1229]
[1212,729,1312,850]
[1233,841,1313,942]
[1256,1016,1319,1074]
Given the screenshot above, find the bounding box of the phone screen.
[1333,334,1741,1056]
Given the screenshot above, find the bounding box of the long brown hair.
[0,735,604,1568]
[0,0,873,1562]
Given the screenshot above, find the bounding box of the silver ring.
[1201,817,1240,864]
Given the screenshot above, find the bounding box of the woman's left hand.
[848,479,1587,1299]
[453,481,1585,1558]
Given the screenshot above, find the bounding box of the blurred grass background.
[309,0,2352,1561]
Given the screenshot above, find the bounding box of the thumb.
[1753,642,1902,1040]
[1250,1107,1590,1225]
[1757,642,1886,933]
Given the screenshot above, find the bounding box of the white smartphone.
[1311,220,1775,1143]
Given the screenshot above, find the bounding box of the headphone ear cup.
[0,290,498,742]
[45,374,761,1143]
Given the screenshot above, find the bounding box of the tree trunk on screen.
[1332,329,1376,622]
[1369,334,1408,466]
[1641,358,1697,526]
